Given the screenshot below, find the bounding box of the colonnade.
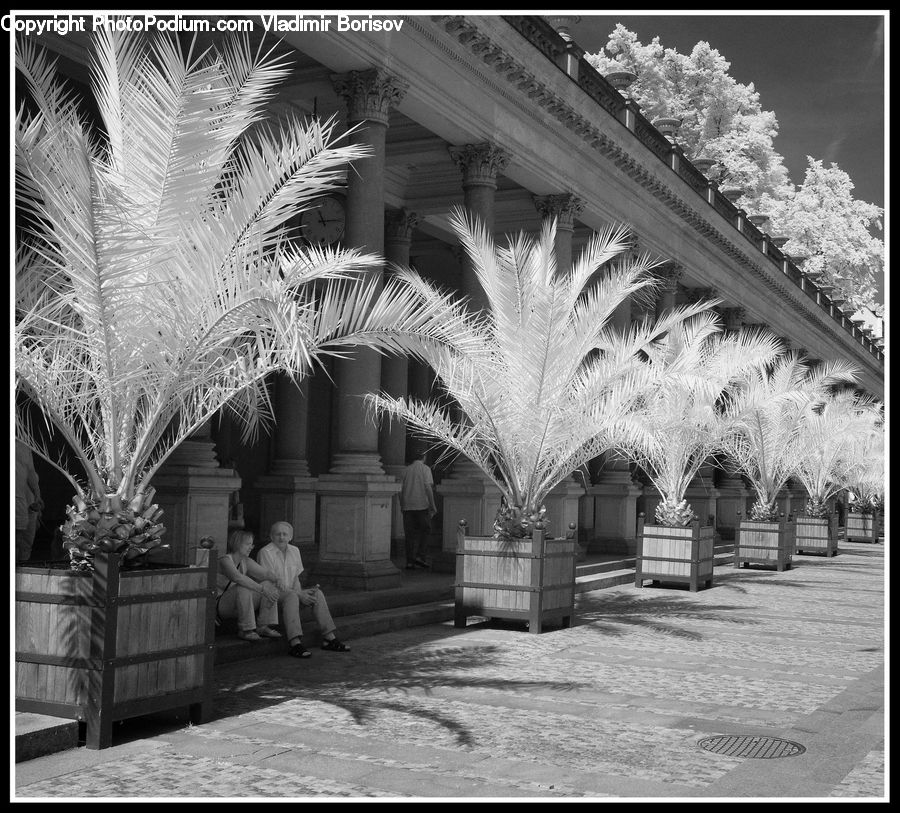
[155,66,791,579]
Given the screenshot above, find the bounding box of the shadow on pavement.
[206,625,594,748]
[573,591,759,641]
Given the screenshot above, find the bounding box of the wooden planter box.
[454,520,577,634]
[15,549,217,749]
[636,517,715,591]
[734,515,795,571]
[845,511,881,543]
[794,515,838,557]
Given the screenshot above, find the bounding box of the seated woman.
[216,530,285,642]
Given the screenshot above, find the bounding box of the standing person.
[15,440,43,563]
[399,449,437,570]
[257,521,351,657]
[216,530,285,642]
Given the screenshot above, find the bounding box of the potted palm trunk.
[369,208,712,630]
[14,30,464,747]
[791,391,883,557]
[721,355,858,570]
[614,314,781,590]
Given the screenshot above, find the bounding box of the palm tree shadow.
[210,631,592,747]
[573,592,759,641]
[712,571,814,592]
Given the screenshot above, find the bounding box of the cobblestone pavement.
[14,541,885,801]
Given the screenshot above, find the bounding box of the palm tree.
[367,207,713,539]
[842,419,885,514]
[15,30,469,567]
[792,390,884,517]
[611,313,782,527]
[719,354,859,521]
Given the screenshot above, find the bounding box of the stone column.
[447,142,510,311]
[654,262,683,318]
[715,304,753,538]
[436,142,510,570]
[151,419,242,562]
[254,374,318,551]
[531,193,588,549]
[587,236,643,554]
[314,68,407,590]
[533,193,583,275]
[380,207,419,557]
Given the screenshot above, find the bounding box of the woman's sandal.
[321,638,350,652]
[288,642,311,658]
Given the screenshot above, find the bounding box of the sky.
[562,11,887,305]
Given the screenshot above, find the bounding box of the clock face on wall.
[299,195,346,246]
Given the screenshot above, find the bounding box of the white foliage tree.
[764,158,884,309]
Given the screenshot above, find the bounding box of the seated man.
[256,521,351,657]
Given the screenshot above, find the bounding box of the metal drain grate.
[698,735,806,759]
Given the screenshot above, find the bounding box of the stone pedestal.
[313,474,402,590]
[715,474,751,540]
[543,476,586,560]
[255,464,319,551]
[384,463,406,560]
[586,472,642,555]
[685,478,720,535]
[436,460,502,573]
[543,477,585,538]
[151,437,242,563]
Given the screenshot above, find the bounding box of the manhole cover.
[698,735,806,759]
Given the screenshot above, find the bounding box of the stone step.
[213,600,456,666]
[15,712,80,764]
[575,567,635,592]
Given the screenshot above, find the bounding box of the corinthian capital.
[654,261,683,293]
[385,207,420,242]
[533,193,584,231]
[448,142,511,188]
[332,68,409,125]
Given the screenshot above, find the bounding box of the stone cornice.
[423,15,882,380]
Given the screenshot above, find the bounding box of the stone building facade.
[32,16,884,585]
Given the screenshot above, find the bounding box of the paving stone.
[13,540,884,800]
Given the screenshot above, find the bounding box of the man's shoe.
[321,638,351,652]
[257,626,283,639]
[414,558,430,569]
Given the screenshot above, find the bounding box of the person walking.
[399,450,437,570]
[257,521,350,657]
[15,440,43,563]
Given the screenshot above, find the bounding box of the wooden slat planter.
[845,512,880,543]
[454,520,577,634]
[635,516,715,591]
[15,549,217,749]
[734,514,795,571]
[794,515,838,557]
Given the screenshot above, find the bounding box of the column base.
[314,473,401,591]
[716,477,750,540]
[254,472,319,549]
[151,464,242,563]
[311,559,402,591]
[328,452,385,476]
[586,479,642,554]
